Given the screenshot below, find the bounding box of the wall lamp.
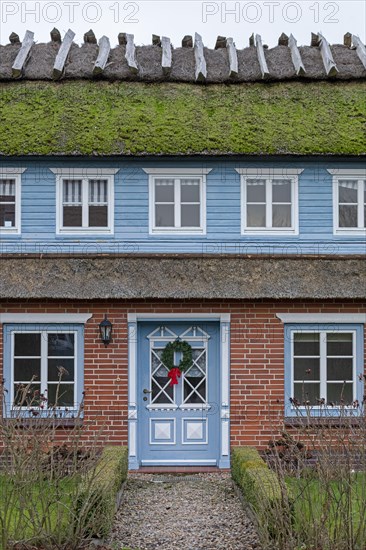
[99,315,113,346]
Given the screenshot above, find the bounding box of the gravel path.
[109,473,261,550]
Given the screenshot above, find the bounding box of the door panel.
[138,322,220,465]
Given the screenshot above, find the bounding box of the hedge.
[75,446,128,539]
[232,447,283,510]
[232,446,294,543]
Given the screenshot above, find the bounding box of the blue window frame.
[284,324,364,417]
[3,324,84,418]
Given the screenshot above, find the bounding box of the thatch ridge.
[1,32,365,83]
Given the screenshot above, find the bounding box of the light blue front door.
[137,322,220,466]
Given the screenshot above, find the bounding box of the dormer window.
[51,168,119,235]
[144,168,210,235]
[236,168,302,235]
[0,168,25,235]
[328,170,366,235]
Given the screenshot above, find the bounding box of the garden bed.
[286,471,366,549]
[0,446,128,549]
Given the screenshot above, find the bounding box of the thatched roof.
[1,80,365,156]
[0,256,364,300]
[1,30,365,156]
[1,30,366,82]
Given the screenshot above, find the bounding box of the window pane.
[184,377,206,403]
[272,205,291,227]
[272,180,291,202]
[48,334,74,357]
[152,379,173,403]
[339,205,357,227]
[181,180,200,202]
[327,383,353,405]
[48,359,75,382]
[14,359,41,381]
[0,179,15,201]
[89,205,108,227]
[327,358,353,381]
[293,333,320,356]
[47,384,74,407]
[63,180,82,203]
[181,204,200,227]
[327,333,353,356]
[0,204,15,227]
[155,180,174,202]
[13,383,41,406]
[63,206,82,227]
[14,333,41,357]
[247,180,266,202]
[155,204,174,227]
[294,383,320,405]
[247,204,265,227]
[88,179,108,204]
[338,181,358,203]
[294,358,320,380]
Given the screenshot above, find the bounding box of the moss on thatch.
[0,80,365,156]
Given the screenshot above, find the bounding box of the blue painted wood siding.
[0,160,365,255]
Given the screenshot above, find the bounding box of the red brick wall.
[1,300,365,449]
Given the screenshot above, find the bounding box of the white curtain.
[63,179,82,204]
[89,179,108,205]
[0,179,15,198]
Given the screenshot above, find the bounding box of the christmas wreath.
[161,339,193,386]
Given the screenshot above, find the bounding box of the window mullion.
[41,331,48,397]
[82,178,88,228]
[320,331,327,401]
[266,179,272,228]
[60,178,65,229]
[357,179,363,228]
[175,179,181,228]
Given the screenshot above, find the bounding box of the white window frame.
[50,168,119,235]
[290,328,357,409]
[0,168,26,235]
[2,314,91,418]
[328,169,366,235]
[277,314,365,416]
[236,168,302,235]
[10,329,78,411]
[143,168,210,235]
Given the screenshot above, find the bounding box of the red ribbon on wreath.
[168,367,181,386]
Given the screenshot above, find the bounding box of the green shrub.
[232,447,282,511]
[75,446,128,539]
[232,446,294,547]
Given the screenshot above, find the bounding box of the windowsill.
[242,229,298,236]
[284,416,363,427]
[334,229,366,236]
[57,229,114,236]
[2,417,82,428]
[0,230,20,236]
[150,229,206,236]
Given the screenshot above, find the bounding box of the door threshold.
[131,466,230,474]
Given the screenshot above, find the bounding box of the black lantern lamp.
[99,315,112,346]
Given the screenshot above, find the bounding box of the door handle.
[143,388,152,394]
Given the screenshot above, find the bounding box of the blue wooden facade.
[0,159,365,256]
